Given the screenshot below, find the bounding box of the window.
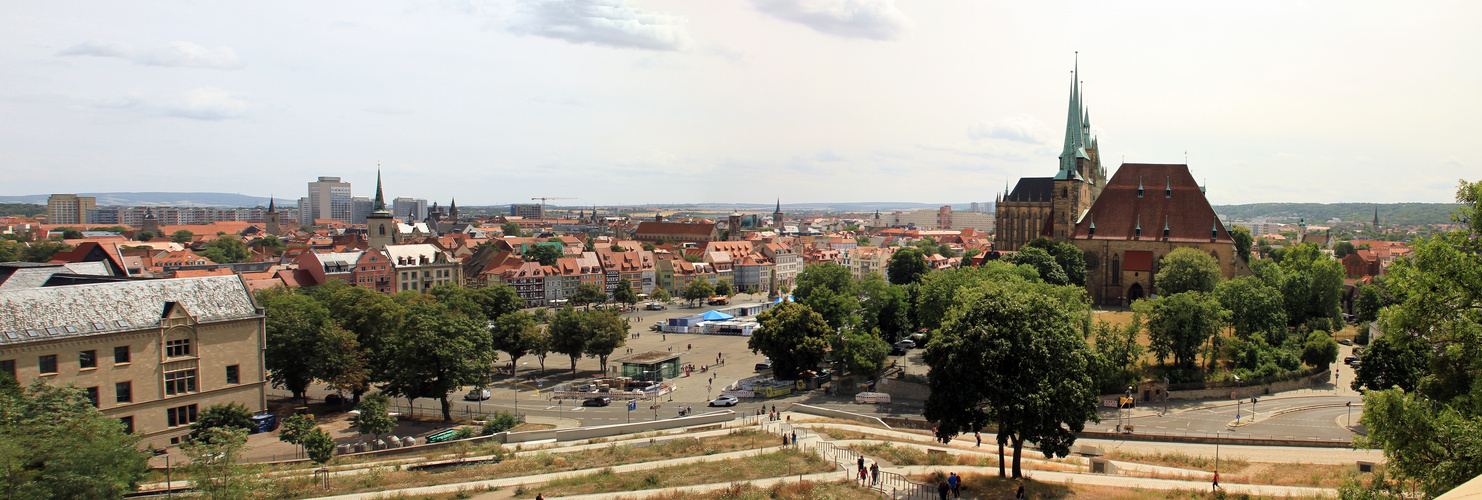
[166,404,198,427]
[226,365,240,385]
[114,345,130,364]
[119,416,134,434]
[79,350,97,369]
[85,386,99,407]
[0,360,13,379]
[115,381,133,403]
[38,355,57,375]
[164,369,197,395]
[165,338,191,357]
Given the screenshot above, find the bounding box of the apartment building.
[47,194,97,225]
[0,274,266,446]
[386,243,462,292]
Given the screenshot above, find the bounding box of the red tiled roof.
[1071,164,1232,243]
[634,221,717,237]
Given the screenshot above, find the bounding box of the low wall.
[878,378,930,401]
[1077,430,1350,448]
[789,403,891,428]
[551,410,736,441]
[1168,369,1332,401]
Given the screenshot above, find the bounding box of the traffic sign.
[628,401,637,411]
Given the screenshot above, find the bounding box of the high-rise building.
[297,197,311,224]
[307,176,353,223]
[350,196,372,224]
[392,197,427,223]
[510,204,544,219]
[47,194,96,225]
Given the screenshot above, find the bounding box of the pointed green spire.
[372,169,387,212]
[1056,53,1087,180]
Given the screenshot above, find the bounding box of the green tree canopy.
[650,286,671,303]
[259,289,333,403]
[199,237,251,264]
[354,393,395,437]
[1006,246,1069,286]
[859,274,911,342]
[524,244,561,266]
[500,222,520,235]
[181,427,258,499]
[1214,276,1288,345]
[583,310,630,373]
[1023,237,1087,287]
[914,262,1039,332]
[1231,225,1254,264]
[748,302,832,380]
[714,279,733,297]
[190,402,255,443]
[1277,243,1345,327]
[886,247,931,285]
[613,278,640,306]
[1134,291,1230,372]
[835,328,889,376]
[682,276,714,305]
[58,227,83,239]
[171,229,194,244]
[0,380,150,499]
[379,301,496,421]
[1154,247,1221,295]
[492,311,542,370]
[547,306,593,378]
[922,282,1099,479]
[1300,330,1339,370]
[570,283,607,310]
[1333,241,1356,259]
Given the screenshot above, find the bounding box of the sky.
[3,1,1479,207]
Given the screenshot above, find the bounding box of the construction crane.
[531,197,576,218]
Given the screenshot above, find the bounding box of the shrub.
[481,411,521,435]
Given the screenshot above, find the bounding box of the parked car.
[755,359,773,371]
[646,302,667,311]
[894,339,916,349]
[581,397,611,407]
[464,388,491,401]
[651,321,664,332]
[1338,339,1353,346]
[709,395,740,407]
[324,393,346,405]
[890,345,908,356]
[1344,356,1360,366]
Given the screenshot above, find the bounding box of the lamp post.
[1236,399,1243,423]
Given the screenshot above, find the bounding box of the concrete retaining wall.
[789,403,891,428]
[1168,369,1332,401]
[548,411,735,442]
[1077,430,1350,448]
[878,378,930,401]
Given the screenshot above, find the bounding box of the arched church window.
[1111,254,1121,285]
[379,225,385,235]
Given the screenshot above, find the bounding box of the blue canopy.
[700,310,734,321]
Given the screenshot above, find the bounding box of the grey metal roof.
[0,262,112,293]
[0,275,260,346]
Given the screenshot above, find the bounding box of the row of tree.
[260,279,635,421]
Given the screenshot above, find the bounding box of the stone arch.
[1127,283,1145,301]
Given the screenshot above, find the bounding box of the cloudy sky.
[2,1,1478,207]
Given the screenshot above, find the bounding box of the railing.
[760,420,935,500]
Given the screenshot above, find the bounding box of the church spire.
[372,169,387,212]
[1056,52,1086,180]
[267,196,275,212]
[449,197,457,219]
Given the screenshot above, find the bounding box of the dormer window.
[1165,177,1172,198]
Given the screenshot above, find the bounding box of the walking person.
[1016,482,1025,499]
[858,463,868,483]
[791,430,797,445]
[870,462,879,486]
[937,479,950,500]
[948,472,960,498]
[975,431,981,448]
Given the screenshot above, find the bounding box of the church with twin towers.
[994,60,1249,305]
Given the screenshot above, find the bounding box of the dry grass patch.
[629,479,873,500]
[919,471,1320,499]
[1108,450,1250,473]
[532,449,834,497]
[251,429,779,499]
[848,441,959,466]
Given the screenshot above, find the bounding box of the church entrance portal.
[1127,283,1145,302]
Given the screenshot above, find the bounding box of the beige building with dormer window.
[0,274,266,448]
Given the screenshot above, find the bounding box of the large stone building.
[1068,163,1250,305]
[47,194,97,225]
[994,66,1106,251]
[0,272,266,446]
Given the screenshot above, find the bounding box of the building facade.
[0,275,266,446]
[307,176,353,223]
[47,194,97,225]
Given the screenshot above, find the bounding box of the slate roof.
[1070,164,1233,243]
[1005,178,1055,203]
[0,275,260,346]
[0,262,113,292]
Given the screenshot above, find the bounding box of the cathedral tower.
[1050,56,1104,242]
[265,197,281,235]
[773,199,784,234]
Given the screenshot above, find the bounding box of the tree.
[922,283,1099,479]
[321,285,406,402]
[380,302,496,421]
[1134,291,1229,372]
[171,229,195,244]
[609,243,625,252]
[795,262,856,303]
[500,222,520,235]
[471,284,523,323]
[1023,238,1087,287]
[1231,225,1254,264]
[1355,388,1482,498]
[492,311,541,371]
[190,402,254,443]
[525,244,561,266]
[259,290,333,404]
[650,286,671,303]
[1154,247,1221,296]
[1333,241,1356,259]
[1350,333,1427,393]
[1086,320,1145,394]
[302,427,336,465]
[1006,246,1069,286]
[1356,282,1393,324]
[682,253,703,263]
[1278,243,1345,327]
[748,302,832,380]
[547,306,593,378]
[642,242,656,252]
[887,247,931,285]
[835,328,889,376]
[354,393,395,438]
[199,238,251,264]
[58,227,83,239]
[714,279,733,297]
[1214,276,1288,345]
[613,278,640,306]
[859,274,911,342]
[278,413,316,451]
[317,325,368,402]
[570,283,607,310]
[583,310,629,373]
[1299,331,1339,370]
[683,276,714,306]
[915,262,1038,331]
[180,427,258,499]
[20,242,71,263]
[0,380,150,499]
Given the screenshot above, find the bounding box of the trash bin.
[249,414,278,434]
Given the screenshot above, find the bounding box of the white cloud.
[166,88,247,120]
[1441,156,1467,167]
[968,114,1050,144]
[57,40,241,69]
[748,0,911,41]
[508,0,693,51]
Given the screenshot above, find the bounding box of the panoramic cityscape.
[2,2,1481,500]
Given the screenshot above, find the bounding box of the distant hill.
[1213,203,1461,226]
[0,192,272,207]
